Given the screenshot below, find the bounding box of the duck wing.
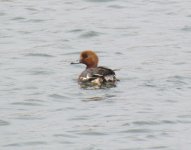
[90,66,116,82]
[92,66,115,77]
[79,66,116,83]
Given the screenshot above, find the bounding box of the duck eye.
[82,53,88,58]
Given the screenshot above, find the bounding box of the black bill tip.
[70,61,80,64]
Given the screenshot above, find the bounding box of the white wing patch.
[79,73,93,81]
[104,75,116,82]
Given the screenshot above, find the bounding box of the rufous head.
[80,50,99,68]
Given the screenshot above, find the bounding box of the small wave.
[109,5,125,9]
[29,69,54,75]
[181,26,191,32]
[85,0,115,2]
[4,141,47,147]
[149,146,168,149]
[25,53,54,58]
[68,29,84,33]
[26,19,45,23]
[79,31,102,38]
[0,120,10,126]
[11,102,43,106]
[0,12,6,16]
[10,98,44,107]
[11,17,25,21]
[121,128,152,133]
[77,131,108,136]
[49,94,70,100]
[132,121,159,126]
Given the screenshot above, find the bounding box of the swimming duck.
[72,50,118,87]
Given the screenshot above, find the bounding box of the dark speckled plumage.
[79,66,116,82]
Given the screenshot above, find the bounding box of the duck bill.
[70,60,81,64]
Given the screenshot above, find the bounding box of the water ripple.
[49,94,70,100]
[83,94,116,101]
[11,102,42,107]
[54,133,77,138]
[4,141,47,147]
[132,121,159,126]
[181,26,191,32]
[109,5,125,9]
[11,17,25,21]
[80,31,102,38]
[68,29,84,33]
[0,12,6,16]
[78,131,108,136]
[85,0,115,2]
[149,146,168,149]
[121,128,152,134]
[29,69,54,75]
[25,53,54,58]
[0,120,10,126]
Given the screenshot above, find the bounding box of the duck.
[72,50,118,87]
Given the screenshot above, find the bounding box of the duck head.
[79,50,99,68]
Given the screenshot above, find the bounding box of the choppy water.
[1,0,191,149]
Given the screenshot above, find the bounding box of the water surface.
[0,0,191,149]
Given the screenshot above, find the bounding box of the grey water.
[0,0,191,149]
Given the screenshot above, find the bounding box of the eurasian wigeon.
[72,50,118,87]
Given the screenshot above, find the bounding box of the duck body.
[79,66,117,86]
[76,50,118,87]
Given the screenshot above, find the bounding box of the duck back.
[79,66,117,87]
